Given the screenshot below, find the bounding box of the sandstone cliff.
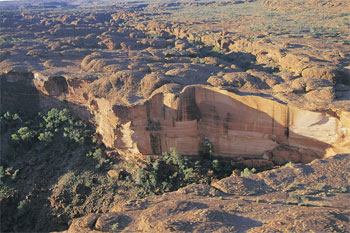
[2,72,349,165]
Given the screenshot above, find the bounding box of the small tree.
[38,131,54,146]
[17,127,36,141]
[11,127,37,147]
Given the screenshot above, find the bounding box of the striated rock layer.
[1,72,349,162]
[92,85,350,160]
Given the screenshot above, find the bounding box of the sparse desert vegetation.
[0,0,349,232]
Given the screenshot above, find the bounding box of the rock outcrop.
[1,1,350,232]
[62,154,350,233]
[1,0,349,165]
[90,85,349,160]
[2,72,349,164]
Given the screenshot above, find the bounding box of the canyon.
[1,0,350,232]
[3,71,350,165]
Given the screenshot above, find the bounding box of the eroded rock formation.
[90,85,350,160]
[2,71,349,165]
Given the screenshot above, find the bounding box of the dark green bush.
[17,200,27,211]
[134,148,196,197]
[0,112,21,133]
[38,131,54,146]
[17,127,36,141]
[92,148,103,160]
[200,138,213,159]
[240,167,256,177]
[0,166,4,183]
[10,127,37,147]
[211,159,233,178]
[3,108,96,152]
[133,146,237,197]
[40,108,93,146]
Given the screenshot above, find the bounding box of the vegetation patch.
[0,108,112,232]
[0,108,262,231]
[134,148,234,197]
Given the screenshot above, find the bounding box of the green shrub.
[12,113,20,121]
[63,127,84,144]
[40,108,93,146]
[43,108,70,124]
[92,148,104,161]
[339,187,348,193]
[134,148,196,196]
[201,138,213,158]
[284,161,293,167]
[38,131,54,146]
[1,112,21,133]
[0,185,14,199]
[0,166,4,183]
[211,46,225,54]
[240,168,256,177]
[17,200,27,211]
[86,147,107,168]
[3,112,12,120]
[11,134,21,143]
[212,159,220,171]
[4,108,96,155]
[111,222,119,231]
[133,147,235,197]
[210,158,233,178]
[301,196,309,203]
[18,127,36,141]
[11,127,37,146]
[151,33,158,39]
[195,57,201,63]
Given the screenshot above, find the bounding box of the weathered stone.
[212,176,270,195]
[6,71,350,161]
[272,146,301,165]
[67,213,100,233]
[231,159,274,169]
[302,66,336,83]
[107,170,120,180]
[95,213,123,231]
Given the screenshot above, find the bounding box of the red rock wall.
[3,72,349,160]
[92,85,349,159]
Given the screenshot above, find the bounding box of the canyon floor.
[0,0,350,232]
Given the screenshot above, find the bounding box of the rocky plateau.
[0,0,350,232]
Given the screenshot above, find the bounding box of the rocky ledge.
[60,154,350,233]
[2,71,349,168]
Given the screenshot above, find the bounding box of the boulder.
[67,213,100,233]
[271,146,301,165]
[95,213,123,231]
[301,66,336,83]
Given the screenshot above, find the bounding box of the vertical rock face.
[2,72,349,161]
[0,72,41,115]
[194,87,287,157]
[288,107,350,156]
[93,85,349,159]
